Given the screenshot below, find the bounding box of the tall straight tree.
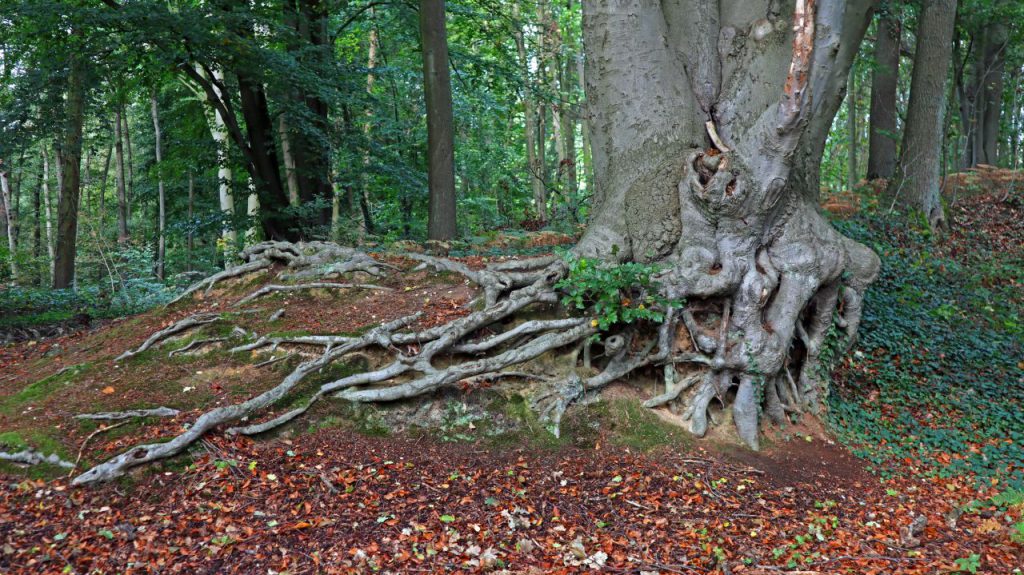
[53,50,87,289]
[150,92,166,280]
[889,0,957,229]
[513,2,546,223]
[867,6,901,179]
[114,102,130,243]
[419,0,457,240]
[0,160,16,282]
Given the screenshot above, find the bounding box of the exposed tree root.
[75,407,181,420]
[165,260,274,307]
[168,337,228,357]
[1,450,74,469]
[115,313,220,362]
[77,225,878,484]
[233,282,392,306]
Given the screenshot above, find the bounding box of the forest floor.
[0,178,1022,574]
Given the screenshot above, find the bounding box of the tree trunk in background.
[198,66,237,262]
[889,0,957,230]
[41,148,55,282]
[237,70,290,240]
[977,17,1007,166]
[32,161,41,279]
[576,55,593,202]
[513,2,546,224]
[187,172,194,273]
[867,8,900,179]
[122,104,134,217]
[278,115,301,206]
[557,0,578,206]
[578,0,880,448]
[99,134,113,224]
[419,0,458,240]
[114,104,130,244]
[151,93,166,281]
[847,67,858,191]
[0,165,16,282]
[361,24,380,238]
[53,51,87,289]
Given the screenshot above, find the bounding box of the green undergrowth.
[0,363,92,415]
[0,430,70,479]
[827,213,1024,489]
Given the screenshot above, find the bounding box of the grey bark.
[868,9,900,179]
[0,165,16,281]
[977,18,1008,165]
[578,0,880,448]
[114,104,129,244]
[848,66,858,190]
[151,93,166,280]
[890,0,957,229]
[513,2,546,223]
[53,51,87,289]
[420,0,458,240]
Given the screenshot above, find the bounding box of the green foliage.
[954,554,981,574]
[827,213,1024,489]
[555,253,677,332]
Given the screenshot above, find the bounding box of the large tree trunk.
[889,0,957,229]
[867,8,900,180]
[237,73,290,240]
[577,0,880,448]
[53,52,87,289]
[151,93,166,281]
[420,0,458,240]
[197,66,237,262]
[976,17,1008,166]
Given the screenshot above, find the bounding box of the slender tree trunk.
[0,164,17,282]
[513,2,546,223]
[889,0,957,229]
[99,133,113,226]
[32,160,41,282]
[187,172,194,273]
[576,55,593,201]
[122,103,134,216]
[420,0,458,240]
[867,9,900,179]
[277,115,301,206]
[847,67,858,191]
[151,92,166,281]
[53,51,87,289]
[41,148,55,282]
[361,23,380,238]
[114,104,130,244]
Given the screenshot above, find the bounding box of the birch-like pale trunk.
[197,65,237,262]
[0,164,17,282]
[41,148,55,282]
[277,115,300,206]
